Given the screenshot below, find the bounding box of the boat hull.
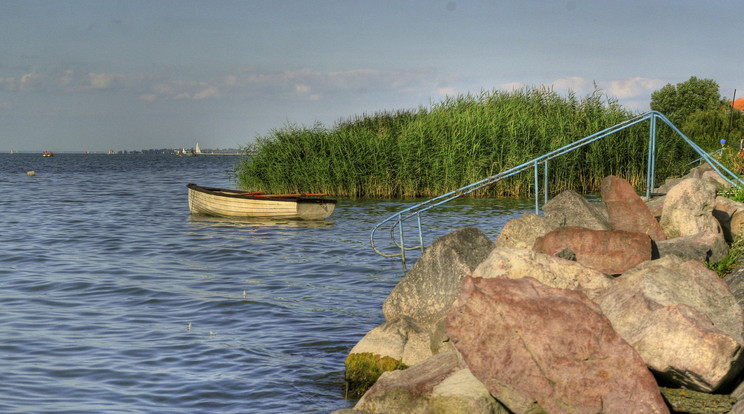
[187,184,336,220]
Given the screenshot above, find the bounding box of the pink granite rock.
[447,276,668,414]
[533,226,652,275]
[601,175,667,241]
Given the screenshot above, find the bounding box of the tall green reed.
[235,87,698,198]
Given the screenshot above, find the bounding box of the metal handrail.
[370,111,744,266]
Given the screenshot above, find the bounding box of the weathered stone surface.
[646,195,666,221]
[714,196,744,242]
[471,246,613,301]
[533,226,652,275]
[354,348,505,414]
[347,316,432,368]
[447,276,668,414]
[344,316,430,397]
[732,210,744,240]
[654,230,729,264]
[725,265,744,313]
[382,227,492,328]
[660,177,720,238]
[703,169,733,189]
[542,189,611,230]
[494,212,555,250]
[597,256,744,392]
[659,387,737,414]
[601,175,667,241]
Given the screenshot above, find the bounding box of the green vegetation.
[344,352,407,399]
[651,76,744,152]
[235,87,698,198]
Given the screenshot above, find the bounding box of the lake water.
[0,153,534,413]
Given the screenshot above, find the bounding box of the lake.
[0,153,534,413]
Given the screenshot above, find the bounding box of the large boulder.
[533,227,652,275]
[353,348,506,414]
[542,189,611,230]
[382,227,493,328]
[660,177,720,238]
[494,212,555,250]
[601,175,667,241]
[471,246,613,301]
[732,209,744,241]
[654,230,729,264]
[447,276,668,414]
[714,196,744,242]
[597,256,744,392]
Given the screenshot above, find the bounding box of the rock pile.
[338,168,744,414]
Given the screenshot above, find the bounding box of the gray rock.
[382,227,492,329]
[354,348,505,414]
[494,212,555,250]
[471,247,613,301]
[660,177,720,238]
[542,189,611,230]
[714,196,744,242]
[654,230,729,264]
[597,256,744,392]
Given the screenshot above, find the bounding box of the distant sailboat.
[195,143,201,155]
[10,149,14,154]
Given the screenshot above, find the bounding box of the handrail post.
[398,214,406,267]
[544,160,549,205]
[534,161,539,214]
[646,113,657,199]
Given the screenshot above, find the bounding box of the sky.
[1,0,742,152]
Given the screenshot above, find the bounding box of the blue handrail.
[370,111,744,266]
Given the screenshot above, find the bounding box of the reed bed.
[235,87,697,198]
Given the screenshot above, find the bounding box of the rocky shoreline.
[336,164,744,414]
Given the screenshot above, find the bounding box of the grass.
[235,87,698,198]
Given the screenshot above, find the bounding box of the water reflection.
[187,214,336,229]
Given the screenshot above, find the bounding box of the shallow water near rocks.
[0,153,533,413]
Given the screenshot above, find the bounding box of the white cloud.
[193,87,219,100]
[604,76,664,99]
[88,73,123,89]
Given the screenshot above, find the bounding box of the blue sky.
[1,0,742,152]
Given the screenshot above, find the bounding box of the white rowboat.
[187,184,336,220]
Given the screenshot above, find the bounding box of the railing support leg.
[534,161,539,214]
[646,114,657,199]
[544,160,549,205]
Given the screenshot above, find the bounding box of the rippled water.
[0,153,533,413]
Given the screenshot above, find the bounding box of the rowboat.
[187,184,336,220]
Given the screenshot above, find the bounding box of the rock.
[542,189,611,230]
[601,175,667,241]
[732,210,744,240]
[447,276,668,414]
[494,212,555,250]
[533,226,652,275]
[646,195,666,221]
[714,196,744,242]
[656,176,685,194]
[703,169,734,189]
[471,247,613,301]
[659,387,736,414]
[354,348,506,414]
[597,256,744,392]
[660,177,720,238]
[654,230,729,264]
[724,266,744,313]
[382,227,492,329]
[344,316,431,397]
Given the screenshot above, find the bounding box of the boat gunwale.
[186,183,337,205]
